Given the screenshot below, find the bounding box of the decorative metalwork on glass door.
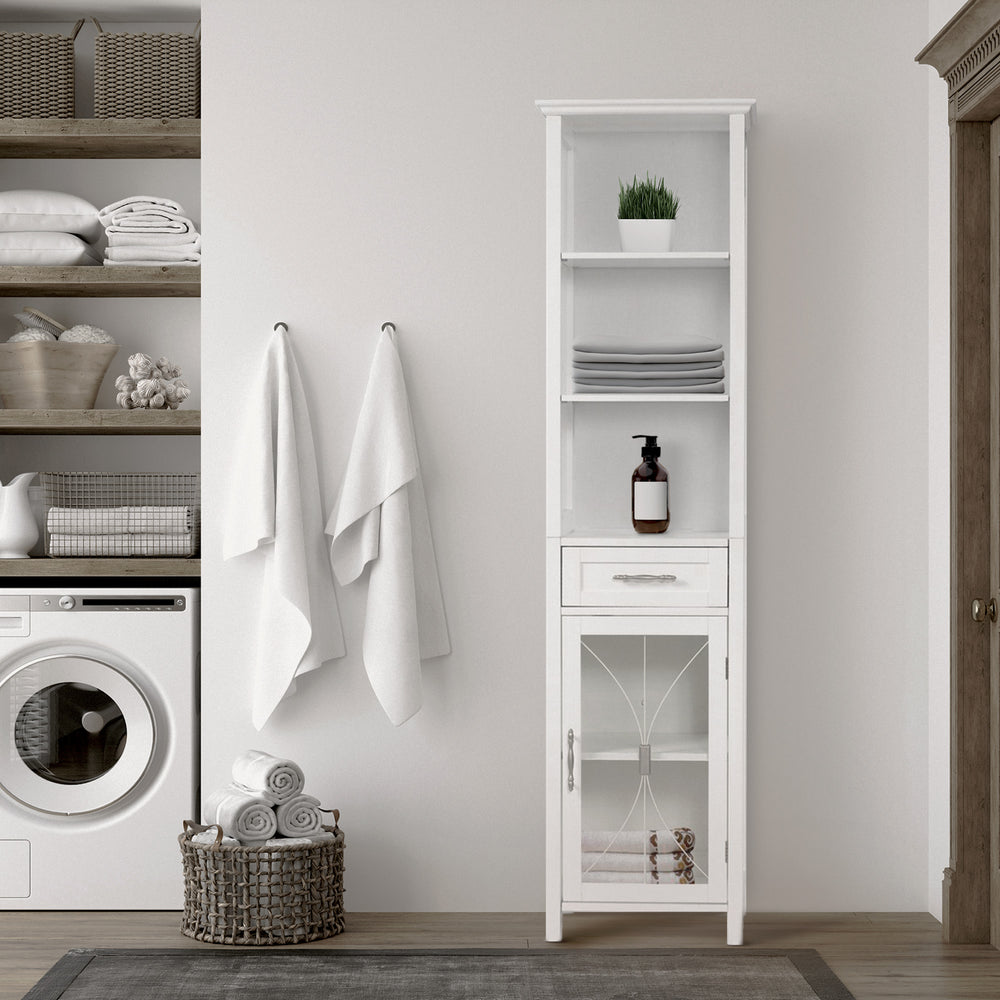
[578,632,710,886]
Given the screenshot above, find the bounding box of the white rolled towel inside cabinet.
[231,749,305,805]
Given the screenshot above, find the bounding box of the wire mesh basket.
[93,18,200,119]
[179,819,346,946]
[41,472,200,559]
[0,20,82,118]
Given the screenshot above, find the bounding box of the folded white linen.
[47,507,128,536]
[582,870,694,884]
[274,794,324,837]
[223,326,346,730]
[231,749,305,805]
[574,335,723,354]
[48,532,194,557]
[103,259,199,267]
[106,214,197,235]
[574,376,723,387]
[573,348,725,364]
[572,364,724,380]
[574,382,726,394]
[573,360,723,372]
[46,505,192,535]
[328,326,451,726]
[107,231,200,248]
[204,783,278,842]
[581,851,692,873]
[191,829,239,847]
[98,194,185,224]
[105,244,200,263]
[582,829,696,854]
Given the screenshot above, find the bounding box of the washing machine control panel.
[32,595,187,612]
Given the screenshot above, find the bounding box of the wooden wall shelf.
[0,409,200,434]
[0,118,200,158]
[0,558,201,577]
[0,265,200,297]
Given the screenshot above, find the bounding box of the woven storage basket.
[0,20,83,118]
[179,819,346,945]
[93,18,200,119]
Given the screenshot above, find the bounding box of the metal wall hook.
[381,321,396,334]
[274,322,288,333]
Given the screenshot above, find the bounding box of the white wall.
[202,0,932,912]
[925,0,956,929]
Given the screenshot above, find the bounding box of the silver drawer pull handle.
[567,729,575,792]
[612,573,677,583]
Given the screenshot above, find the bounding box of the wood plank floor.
[1,911,999,1000]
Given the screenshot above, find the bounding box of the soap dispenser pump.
[631,434,669,533]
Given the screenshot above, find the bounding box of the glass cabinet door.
[561,615,727,904]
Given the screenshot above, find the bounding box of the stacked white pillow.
[0,190,102,265]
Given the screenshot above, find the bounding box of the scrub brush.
[12,308,66,336]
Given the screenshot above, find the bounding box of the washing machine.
[0,586,198,909]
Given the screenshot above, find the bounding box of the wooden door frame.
[918,0,1000,946]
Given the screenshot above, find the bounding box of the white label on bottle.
[634,481,668,522]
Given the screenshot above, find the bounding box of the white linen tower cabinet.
[537,99,754,946]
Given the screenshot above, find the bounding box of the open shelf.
[0,558,200,577]
[0,265,199,297]
[0,409,200,434]
[0,118,200,158]
[583,731,709,762]
[562,252,729,268]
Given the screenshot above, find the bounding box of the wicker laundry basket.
[93,18,200,119]
[179,818,346,945]
[0,20,83,118]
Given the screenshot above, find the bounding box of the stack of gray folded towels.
[572,335,725,393]
[198,749,333,847]
[46,505,195,557]
[98,195,201,267]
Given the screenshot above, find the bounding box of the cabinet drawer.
[562,547,727,608]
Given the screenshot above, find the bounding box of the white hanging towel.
[328,327,450,726]
[223,326,346,730]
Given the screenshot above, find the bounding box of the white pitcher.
[0,472,38,558]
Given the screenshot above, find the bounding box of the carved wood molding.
[918,0,1000,119]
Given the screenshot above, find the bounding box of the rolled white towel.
[204,783,277,842]
[275,793,323,838]
[231,749,305,804]
[191,829,239,847]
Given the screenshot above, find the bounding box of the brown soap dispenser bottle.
[631,434,669,533]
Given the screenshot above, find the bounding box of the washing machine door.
[0,654,155,815]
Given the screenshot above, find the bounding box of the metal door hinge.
[725,657,729,680]
[725,841,729,862]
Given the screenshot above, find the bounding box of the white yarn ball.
[59,324,116,345]
[8,329,56,342]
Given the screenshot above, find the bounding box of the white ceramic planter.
[618,218,675,252]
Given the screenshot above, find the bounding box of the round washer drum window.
[0,654,156,815]
[15,682,127,785]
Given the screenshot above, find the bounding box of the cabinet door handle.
[612,573,677,582]
[567,728,575,792]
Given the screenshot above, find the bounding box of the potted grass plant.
[617,173,680,252]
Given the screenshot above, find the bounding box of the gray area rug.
[23,948,857,1000]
